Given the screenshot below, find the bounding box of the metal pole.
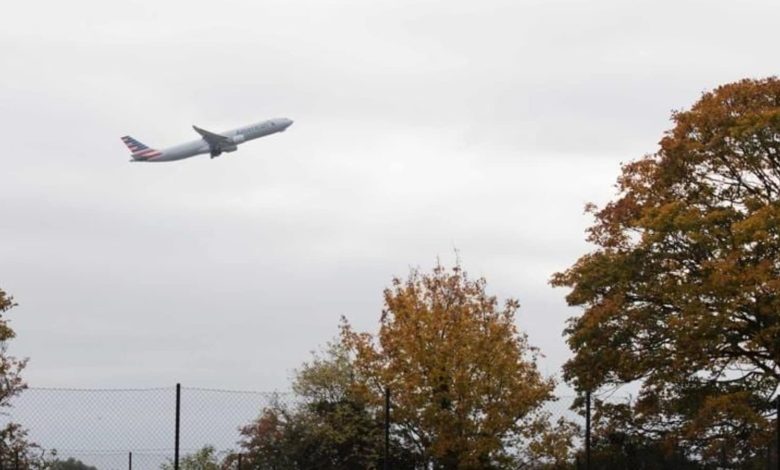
[585,390,591,470]
[384,387,390,470]
[128,451,133,470]
[175,383,181,470]
[775,396,779,470]
[13,450,17,470]
[237,453,243,470]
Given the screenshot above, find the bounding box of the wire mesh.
[0,386,295,469]
[0,386,586,468]
[9,387,774,468]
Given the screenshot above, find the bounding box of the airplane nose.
[286,119,294,128]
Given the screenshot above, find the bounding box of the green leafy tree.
[552,77,780,465]
[160,445,223,470]
[238,343,415,469]
[341,263,575,469]
[236,407,295,469]
[49,457,98,470]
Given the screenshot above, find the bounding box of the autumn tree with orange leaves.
[552,78,780,465]
[342,263,576,469]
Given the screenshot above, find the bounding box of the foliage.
[551,77,780,464]
[160,445,223,470]
[0,288,27,412]
[238,264,573,468]
[588,434,702,469]
[49,457,98,470]
[0,289,43,468]
[341,263,574,469]
[236,407,295,469]
[237,343,414,469]
[0,423,48,469]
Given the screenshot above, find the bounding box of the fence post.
[128,451,133,470]
[585,390,591,470]
[175,383,181,470]
[775,396,779,470]
[384,387,390,470]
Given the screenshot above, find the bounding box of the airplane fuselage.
[127,117,293,162]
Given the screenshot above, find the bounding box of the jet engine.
[210,143,238,158]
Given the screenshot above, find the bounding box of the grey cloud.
[2,0,779,397]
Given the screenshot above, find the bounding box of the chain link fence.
[2,386,775,469]
[1,386,295,469]
[0,386,586,469]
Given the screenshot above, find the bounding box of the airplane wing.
[192,125,231,147]
[193,125,237,158]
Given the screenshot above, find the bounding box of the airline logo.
[121,136,161,159]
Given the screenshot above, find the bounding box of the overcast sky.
[2,0,779,393]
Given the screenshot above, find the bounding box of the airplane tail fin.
[121,136,161,160]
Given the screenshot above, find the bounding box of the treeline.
[227,264,577,469]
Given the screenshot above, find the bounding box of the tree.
[0,289,41,468]
[342,263,574,469]
[551,77,780,464]
[236,407,295,469]
[0,288,27,414]
[0,423,48,469]
[237,343,416,469]
[49,457,98,470]
[160,445,223,470]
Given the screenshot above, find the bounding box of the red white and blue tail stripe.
[121,136,161,160]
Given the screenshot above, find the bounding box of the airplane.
[121,117,294,162]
